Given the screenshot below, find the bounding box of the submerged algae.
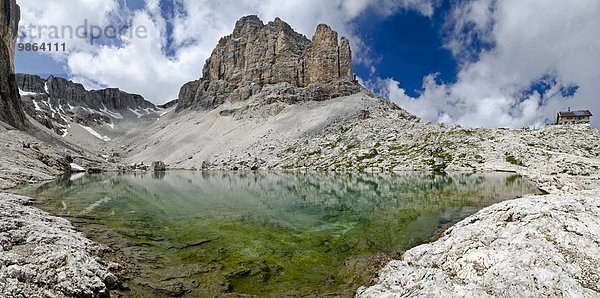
[25,171,540,297]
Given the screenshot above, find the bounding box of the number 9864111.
[17,43,66,52]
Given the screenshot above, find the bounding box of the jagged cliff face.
[0,0,27,130]
[304,24,352,85]
[203,16,311,85]
[16,74,158,135]
[178,15,359,111]
[203,16,351,87]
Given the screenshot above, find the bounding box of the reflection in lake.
[26,171,540,297]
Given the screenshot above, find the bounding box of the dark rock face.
[0,0,19,71]
[35,75,155,111]
[0,0,27,130]
[177,80,201,110]
[158,99,178,109]
[178,15,359,111]
[15,73,46,93]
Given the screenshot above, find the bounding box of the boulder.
[152,161,166,171]
[357,110,370,120]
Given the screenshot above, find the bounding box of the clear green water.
[26,171,539,297]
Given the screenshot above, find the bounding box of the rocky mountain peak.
[179,15,360,110]
[312,24,338,47]
[232,15,264,38]
[304,24,352,85]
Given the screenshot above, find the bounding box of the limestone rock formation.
[203,16,311,85]
[0,0,27,130]
[17,74,156,111]
[304,24,352,85]
[178,15,359,111]
[0,194,118,297]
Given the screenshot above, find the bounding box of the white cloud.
[17,0,434,104]
[17,0,599,128]
[18,0,120,55]
[376,0,600,128]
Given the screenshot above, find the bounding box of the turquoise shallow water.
[26,171,540,297]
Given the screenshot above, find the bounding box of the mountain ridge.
[16,73,159,135]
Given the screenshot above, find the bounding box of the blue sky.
[353,2,456,97]
[14,0,600,127]
[16,0,456,98]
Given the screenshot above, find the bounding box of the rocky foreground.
[357,191,600,297]
[0,194,117,297]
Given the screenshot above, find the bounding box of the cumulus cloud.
[375,0,600,128]
[17,0,434,104]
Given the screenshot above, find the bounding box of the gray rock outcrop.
[178,15,359,111]
[358,193,600,297]
[304,24,352,85]
[0,0,27,130]
[0,194,118,297]
[15,73,46,93]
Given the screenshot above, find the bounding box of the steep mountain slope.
[122,15,599,195]
[122,15,383,168]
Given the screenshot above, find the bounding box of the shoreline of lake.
[1,170,550,297]
[358,190,600,297]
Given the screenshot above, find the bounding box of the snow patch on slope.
[101,104,124,119]
[19,89,38,96]
[79,125,111,142]
[160,107,176,116]
[32,100,43,112]
[128,108,144,118]
[70,163,86,172]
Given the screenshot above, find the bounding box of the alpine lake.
[23,171,541,297]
